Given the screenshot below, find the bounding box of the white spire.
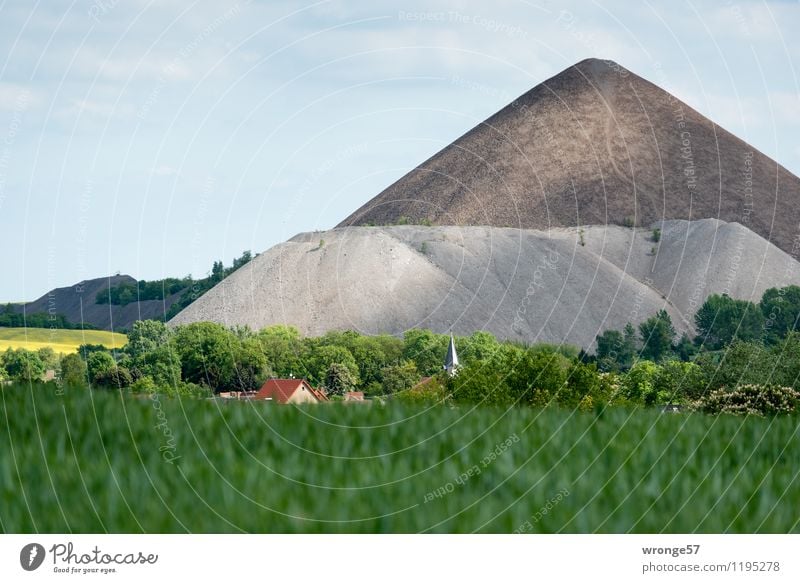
[444,333,459,376]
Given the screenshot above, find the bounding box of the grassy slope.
[0,327,127,354]
[2,386,798,533]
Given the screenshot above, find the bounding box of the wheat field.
[0,327,127,354]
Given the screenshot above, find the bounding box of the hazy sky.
[1,0,798,301]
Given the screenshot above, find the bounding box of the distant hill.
[338,58,800,258]
[9,275,182,332]
[5,251,255,332]
[169,219,800,349]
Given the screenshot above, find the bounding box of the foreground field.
[1,385,798,533]
[0,327,127,354]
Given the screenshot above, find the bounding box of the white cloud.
[152,165,178,176]
[58,98,136,121]
[0,83,43,111]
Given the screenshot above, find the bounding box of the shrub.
[59,353,88,387]
[620,360,660,404]
[652,360,707,403]
[92,366,133,389]
[506,348,570,406]
[701,341,776,391]
[652,228,661,242]
[447,361,513,406]
[693,384,800,416]
[2,348,46,382]
[381,360,420,395]
[395,375,448,406]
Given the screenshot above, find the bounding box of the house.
[217,391,256,401]
[343,391,365,402]
[254,378,328,404]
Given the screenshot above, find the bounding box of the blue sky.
[1,0,798,302]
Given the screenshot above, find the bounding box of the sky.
[0,0,798,302]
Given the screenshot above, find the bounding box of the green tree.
[325,362,358,396]
[350,335,393,387]
[171,322,237,391]
[257,325,307,378]
[59,353,88,387]
[639,310,676,362]
[2,348,46,382]
[652,360,707,403]
[620,360,660,404]
[211,260,224,283]
[506,347,569,406]
[87,351,117,382]
[770,332,800,389]
[92,366,133,389]
[695,294,764,349]
[699,340,775,391]
[231,336,270,391]
[132,345,181,387]
[595,328,635,371]
[307,344,359,387]
[125,320,173,359]
[760,286,800,344]
[37,347,59,371]
[560,361,603,408]
[79,343,111,361]
[380,360,420,395]
[402,329,449,376]
[460,331,500,364]
[674,333,697,362]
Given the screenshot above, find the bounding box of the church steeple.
[444,334,459,376]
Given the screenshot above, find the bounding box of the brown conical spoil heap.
[338,58,799,256]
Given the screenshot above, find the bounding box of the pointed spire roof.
[444,334,459,376]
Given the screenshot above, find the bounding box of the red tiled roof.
[255,379,327,403]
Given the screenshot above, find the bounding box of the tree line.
[4,285,800,416]
[95,251,255,320]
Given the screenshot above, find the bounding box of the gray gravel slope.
[170,219,800,348]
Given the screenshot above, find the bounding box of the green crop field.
[0,327,127,354]
[1,385,798,533]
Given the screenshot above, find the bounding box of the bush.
[507,348,570,406]
[693,384,800,416]
[652,360,707,403]
[395,375,448,406]
[620,360,660,404]
[92,366,133,389]
[2,348,46,382]
[381,360,420,395]
[59,353,88,387]
[447,361,513,406]
[701,341,776,391]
